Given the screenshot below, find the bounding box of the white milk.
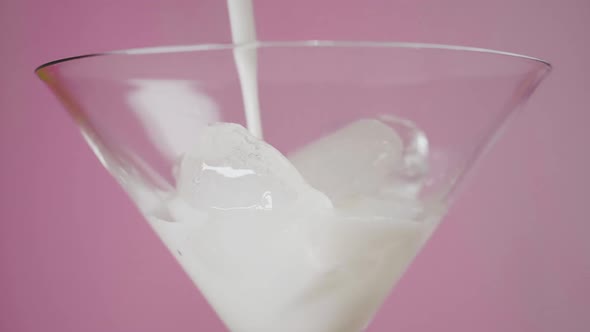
[148,209,438,332]
[227,0,263,139]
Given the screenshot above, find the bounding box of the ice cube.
[288,119,402,204]
[176,122,332,217]
[289,117,429,205]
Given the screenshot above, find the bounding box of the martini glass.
[36,41,550,331]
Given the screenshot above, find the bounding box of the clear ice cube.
[289,117,429,207]
[175,123,332,217]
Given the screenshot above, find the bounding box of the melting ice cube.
[289,117,429,206]
[175,123,332,217]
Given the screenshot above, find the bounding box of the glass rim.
[35,40,552,73]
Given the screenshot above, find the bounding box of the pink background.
[1,0,588,331]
